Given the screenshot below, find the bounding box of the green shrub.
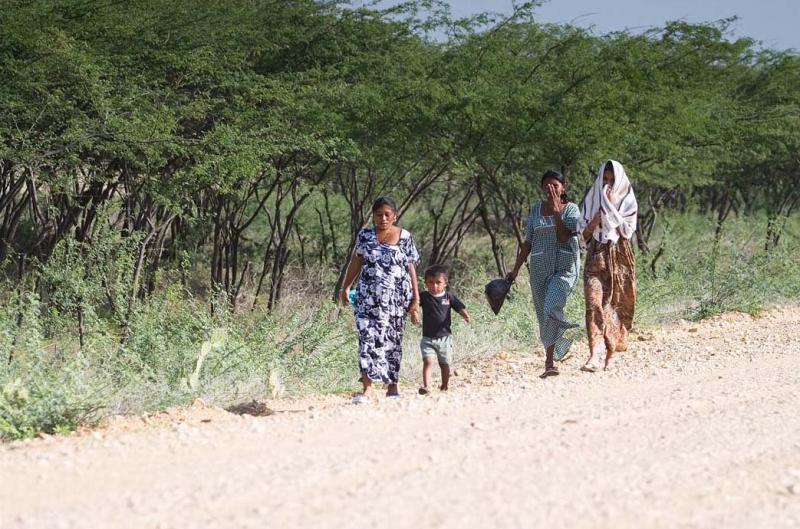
[0,294,104,439]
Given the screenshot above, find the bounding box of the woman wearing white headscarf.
[578,160,637,371]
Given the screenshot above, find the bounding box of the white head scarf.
[578,159,638,244]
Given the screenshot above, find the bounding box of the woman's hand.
[589,211,602,230]
[339,253,363,307]
[408,300,420,325]
[546,184,565,213]
[583,212,603,242]
[339,289,350,307]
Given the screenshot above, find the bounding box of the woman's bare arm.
[339,252,363,305]
[583,212,602,242]
[506,241,531,282]
[407,263,420,324]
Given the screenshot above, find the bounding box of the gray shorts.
[420,335,453,365]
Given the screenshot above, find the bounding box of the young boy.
[418,265,470,394]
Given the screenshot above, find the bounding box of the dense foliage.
[3,1,798,296]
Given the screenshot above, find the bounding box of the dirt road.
[2,308,799,529]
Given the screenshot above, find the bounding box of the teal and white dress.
[524,201,581,359]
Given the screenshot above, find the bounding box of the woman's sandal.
[581,361,601,373]
[539,366,559,378]
[351,394,372,404]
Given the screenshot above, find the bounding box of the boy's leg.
[420,337,437,394]
[439,362,450,390]
[438,336,453,390]
[421,357,436,393]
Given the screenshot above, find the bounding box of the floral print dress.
[354,228,419,384]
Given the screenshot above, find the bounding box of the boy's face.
[425,274,447,296]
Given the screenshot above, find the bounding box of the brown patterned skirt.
[583,238,636,358]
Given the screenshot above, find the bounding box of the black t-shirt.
[420,291,466,338]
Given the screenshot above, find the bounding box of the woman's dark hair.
[540,169,566,187]
[604,161,614,173]
[371,196,398,213]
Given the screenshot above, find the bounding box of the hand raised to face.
[605,186,617,204]
[547,184,565,213]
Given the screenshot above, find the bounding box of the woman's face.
[542,177,565,199]
[372,205,397,230]
[603,167,615,188]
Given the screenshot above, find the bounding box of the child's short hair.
[424,264,448,280]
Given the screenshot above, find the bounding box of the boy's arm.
[450,294,469,323]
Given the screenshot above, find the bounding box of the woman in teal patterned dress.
[506,170,581,378]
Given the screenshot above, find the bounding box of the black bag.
[484,278,511,315]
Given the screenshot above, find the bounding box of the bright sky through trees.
[409,0,799,50]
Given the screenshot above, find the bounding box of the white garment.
[578,159,638,244]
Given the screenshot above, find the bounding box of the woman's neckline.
[375,227,402,245]
[539,201,556,217]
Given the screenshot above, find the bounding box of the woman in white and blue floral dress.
[340,197,421,403]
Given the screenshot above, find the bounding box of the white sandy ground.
[1,307,799,529]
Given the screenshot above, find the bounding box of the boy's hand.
[460,310,471,323]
